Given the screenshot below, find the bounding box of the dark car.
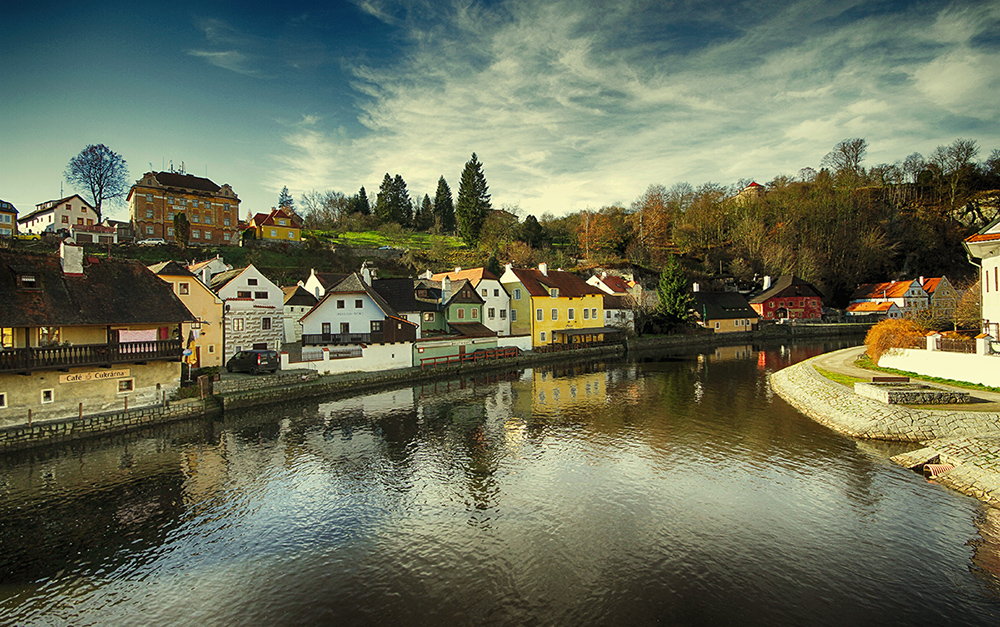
[226,349,279,374]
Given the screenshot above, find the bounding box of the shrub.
[864,318,927,365]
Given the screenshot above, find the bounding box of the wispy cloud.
[188,16,329,79]
[273,0,1000,215]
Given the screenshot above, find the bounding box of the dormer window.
[18,274,38,289]
[550,288,558,298]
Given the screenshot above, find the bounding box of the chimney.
[60,241,83,275]
[763,275,772,291]
[539,262,548,276]
[919,276,924,286]
[441,276,451,304]
[361,262,373,286]
[693,282,700,292]
[601,271,607,279]
[454,267,462,273]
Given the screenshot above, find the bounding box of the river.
[2,340,999,626]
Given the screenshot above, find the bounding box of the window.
[41,389,54,404]
[536,309,543,321]
[288,231,295,239]
[424,312,435,322]
[19,274,37,289]
[270,229,277,238]
[224,218,231,226]
[146,194,153,202]
[550,288,558,298]
[540,332,546,342]
[38,327,60,346]
[191,214,199,223]
[472,308,478,319]
[1,327,12,348]
[255,291,267,299]
[146,208,153,218]
[233,318,244,331]
[337,300,345,309]
[514,289,521,300]
[179,283,189,295]
[340,323,350,334]
[248,278,258,286]
[551,309,558,321]
[488,308,495,319]
[371,320,383,332]
[279,219,287,226]
[237,290,251,298]
[204,215,212,224]
[62,215,69,223]
[168,212,174,220]
[225,204,231,212]
[592,308,597,319]
[584,308,589,319]
[192,230,199,239]
[262,318,272,330]
[458,308,465,319]
[482,289,488,297]
[322,322,331,334]
[208,345,215,353]
[118,379,135,393]
[500,309,506,320]
[0,392,6,409]
[714,322,720,329]
[77,217,84,225]
[606,310,611,319]
[494,289,499,297]
[510,310,516,321]
[568,309,575,320]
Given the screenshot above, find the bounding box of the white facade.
[475,278,511,336]
[283,302,312,343]
[214,265,284,360]
[281,342,413,374]
[18,195,99,234]
[964,219,1000,339]
[300,290,388,340]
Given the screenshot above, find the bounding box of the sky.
[2,0,999,223]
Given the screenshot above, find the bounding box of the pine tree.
[657,255,692,323]
[173,212,190,249]
[393,174,412,226]
[278,186,294,210]
[355,186,370,215]
[434,176,455,232]
[456,153,491,246]
[374,174,394,224]
[415,194,434,231]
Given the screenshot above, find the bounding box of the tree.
[433,176,455,232]
[822,138,868,186]
[456,153,491,246]
[64,144,129,220]
[520,214,546,248]
[278,186,295,210]
[657,255,692,324]
[353,186,371,215]
[930,138,979,210]
[414,194,434,231]
[374,174,412,226]
[173,212,190,249]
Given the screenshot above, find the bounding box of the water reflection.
[2,340,999,626]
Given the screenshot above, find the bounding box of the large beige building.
[128,171,241,244]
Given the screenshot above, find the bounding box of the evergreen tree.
[393,174,412,226]
[374,174,394,224]
[456,153,491,246]
[434,176,456,232]
[355,186,370,215]
[375,174,412,225]
[520,214,546,247]
[173,212,190,249]
[486,254,502,278]
[278,186,295,210]
[414,194,434,231]
[657,255,692,323]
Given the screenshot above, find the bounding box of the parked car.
[16,233,41,240]
[138,238,167,246]
[226,349,279,374]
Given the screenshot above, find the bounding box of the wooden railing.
[535,340,619,354]
[939,337,976,354]
[420,346,521,369]
[302,332,377,346]
[0,339,182,373]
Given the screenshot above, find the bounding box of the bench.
[872,376,909,383]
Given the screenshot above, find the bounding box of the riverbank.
[1,323,869,453]
[771,346,1000,507]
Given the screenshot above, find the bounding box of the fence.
[0,339,182,373]
[419,346,521,369]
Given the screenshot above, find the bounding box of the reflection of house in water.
[317,388,416,422]
[702,344,756,362]
[522,368,610,414]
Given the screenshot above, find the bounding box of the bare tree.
[64,144,129,220]
[822,138,868,184]
[930,138,979,210]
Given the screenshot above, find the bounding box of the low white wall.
[499,334,532,352]
[879,348,1000,387]
[282,342,412,375]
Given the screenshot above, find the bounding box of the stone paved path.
[771,346,1000,507]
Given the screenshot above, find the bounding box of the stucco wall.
[281,342,412,375]
[879,348,1000,387]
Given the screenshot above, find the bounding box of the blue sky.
[2,0,998,222]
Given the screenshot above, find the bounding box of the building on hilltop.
[247,207,303,243]
[0,199,17,237]
[128,171,241,245]
[0,244,194,425]
[17,195,98,235]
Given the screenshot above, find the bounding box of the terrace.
[0,339,183,374]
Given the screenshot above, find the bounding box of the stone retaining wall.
[0,397,221,452]
[214,370,319,395]
[854,382,970,405]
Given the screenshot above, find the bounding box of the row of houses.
[2,170,304,245]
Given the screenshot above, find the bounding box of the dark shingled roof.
[748,275,822,303]
[371,278,438,313]
[448,322,497,338]
[282,285,318,307]
[209,267,247,291]
[148,261,196,278]
[150,172,222,193]
[691,291,758,321]
[0,250,195,327]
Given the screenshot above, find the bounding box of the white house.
[964,217,1000,339]
[845,301,903,319]
[300,269,417,346]
[209,265,284,360]
[300,268,349,299]
[281,285,317,343]
[849,279,929,317]
[188,255,231,286]
[17,195,99,234]
[430,267,511,336]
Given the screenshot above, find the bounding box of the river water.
[2,340,999,626]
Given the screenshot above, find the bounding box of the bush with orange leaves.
[864,318,928,365]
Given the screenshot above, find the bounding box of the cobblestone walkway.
[771,347,1000,507]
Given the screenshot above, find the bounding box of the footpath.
[771,345,1000,508]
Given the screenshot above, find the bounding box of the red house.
[749,275,823,321]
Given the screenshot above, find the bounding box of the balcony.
[302,332,380,346]
[0,339,183,374]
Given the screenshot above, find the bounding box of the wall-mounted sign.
[59,369,130,384]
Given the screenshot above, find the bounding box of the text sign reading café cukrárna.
[59,369,130,384]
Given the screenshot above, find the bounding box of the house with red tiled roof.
[247,207,302,243]
[500,263,620,347]
[849,279,929,318]
[749,275,823,321]
[430,267,510,336]
[919,276,960,320]
[964,216,1000,338]
[845,301,902,320]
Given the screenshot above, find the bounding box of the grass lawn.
[310,229,467,252]
[814,366,866,387]
[854,353,1000,394]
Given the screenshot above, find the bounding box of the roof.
[418,278,484,307]
[447,322,497,338]
[371,278,438,313]
[430,267,499,285]
[209,267,247,291]
[17,195,93,223]
[920,277,945,295]
[505,267,604,299]
[0,199,17,214]
[603,294,630,309]
[145,171,221,193]
[310,271,349,290]
[251,207,302,228]
[691,292,758,320]
[593,274,631,294]
[846,302,898,313]
[282,285,318,307]
[303,273,400,322]
[148,261,196,278]
[0,250,194,327]
[749,275,823,303]
[849,280,918,301]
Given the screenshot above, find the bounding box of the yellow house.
[500,263,615,348]
[149,261,225,368]
[0,199,17,236]
[248,207,302,242]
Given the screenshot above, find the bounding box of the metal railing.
[0,339,183,373]
[420,346,521,369]
[302,332,377,346]
[939,337,976,354]
[535,339,620,354]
